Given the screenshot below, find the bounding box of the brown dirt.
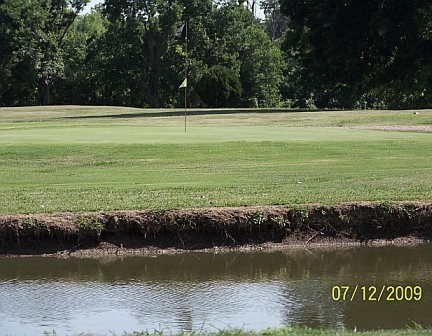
[0,202,431,257]
[351,125,432,132]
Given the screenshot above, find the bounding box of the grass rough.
[54,326,432,336]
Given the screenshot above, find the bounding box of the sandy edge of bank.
[0,202,431,257]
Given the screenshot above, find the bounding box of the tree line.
[1,0,431,109]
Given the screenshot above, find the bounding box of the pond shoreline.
[1,202,431,257]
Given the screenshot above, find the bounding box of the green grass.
[119,326,432,336]
[0,106,431,214]
[42,327,432,336]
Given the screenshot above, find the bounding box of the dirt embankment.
[0,202,431,256]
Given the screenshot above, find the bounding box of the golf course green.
[0,106,431,214]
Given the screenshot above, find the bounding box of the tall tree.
[0,0,89,106]
[261,0,289,41]
[280,0,432,109]
[53,11,108,104]
[0,0,39,105]
[87,0,213,107]
[100,0,184,107]
[0,2,12,103]
[190,1,284,107]
[35,0,90,105]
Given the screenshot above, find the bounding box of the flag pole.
[184,20,188,133]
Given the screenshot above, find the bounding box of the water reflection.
[1,245,432,335]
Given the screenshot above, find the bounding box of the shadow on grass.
[60,108,319,120]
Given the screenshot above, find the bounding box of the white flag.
[179,78,187,89]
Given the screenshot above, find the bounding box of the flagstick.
[184,20,188,133]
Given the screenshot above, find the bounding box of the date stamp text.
[331,285,422,302]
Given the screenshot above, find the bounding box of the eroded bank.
[0,202,431,256]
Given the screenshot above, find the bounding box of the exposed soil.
[0,202,431,256]
[351,125,432,132]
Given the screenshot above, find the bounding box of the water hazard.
[1,245,432,335]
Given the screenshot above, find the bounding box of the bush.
[196,65,242,108]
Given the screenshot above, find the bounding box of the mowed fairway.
[0,106,431,214]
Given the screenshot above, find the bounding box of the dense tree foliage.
[280,0,432,109]
[1,0,432,109]
[196,65,242,107]
[0,0,284,107]
[0,0,39,105]
[53,11,108,104]
[188,1,284,107]
[261,0,289,42]
[0,0,90,105]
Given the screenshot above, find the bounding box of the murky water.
[1,245,432,335]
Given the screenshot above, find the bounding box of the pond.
[1,245,432,335]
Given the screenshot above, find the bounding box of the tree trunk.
[40,77,51,105]
[147,72,160,108]
[145,32,161,108]
[148,52,161,108]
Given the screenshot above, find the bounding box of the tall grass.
[120,326,432,336]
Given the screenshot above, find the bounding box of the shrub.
[196,65,243,107]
